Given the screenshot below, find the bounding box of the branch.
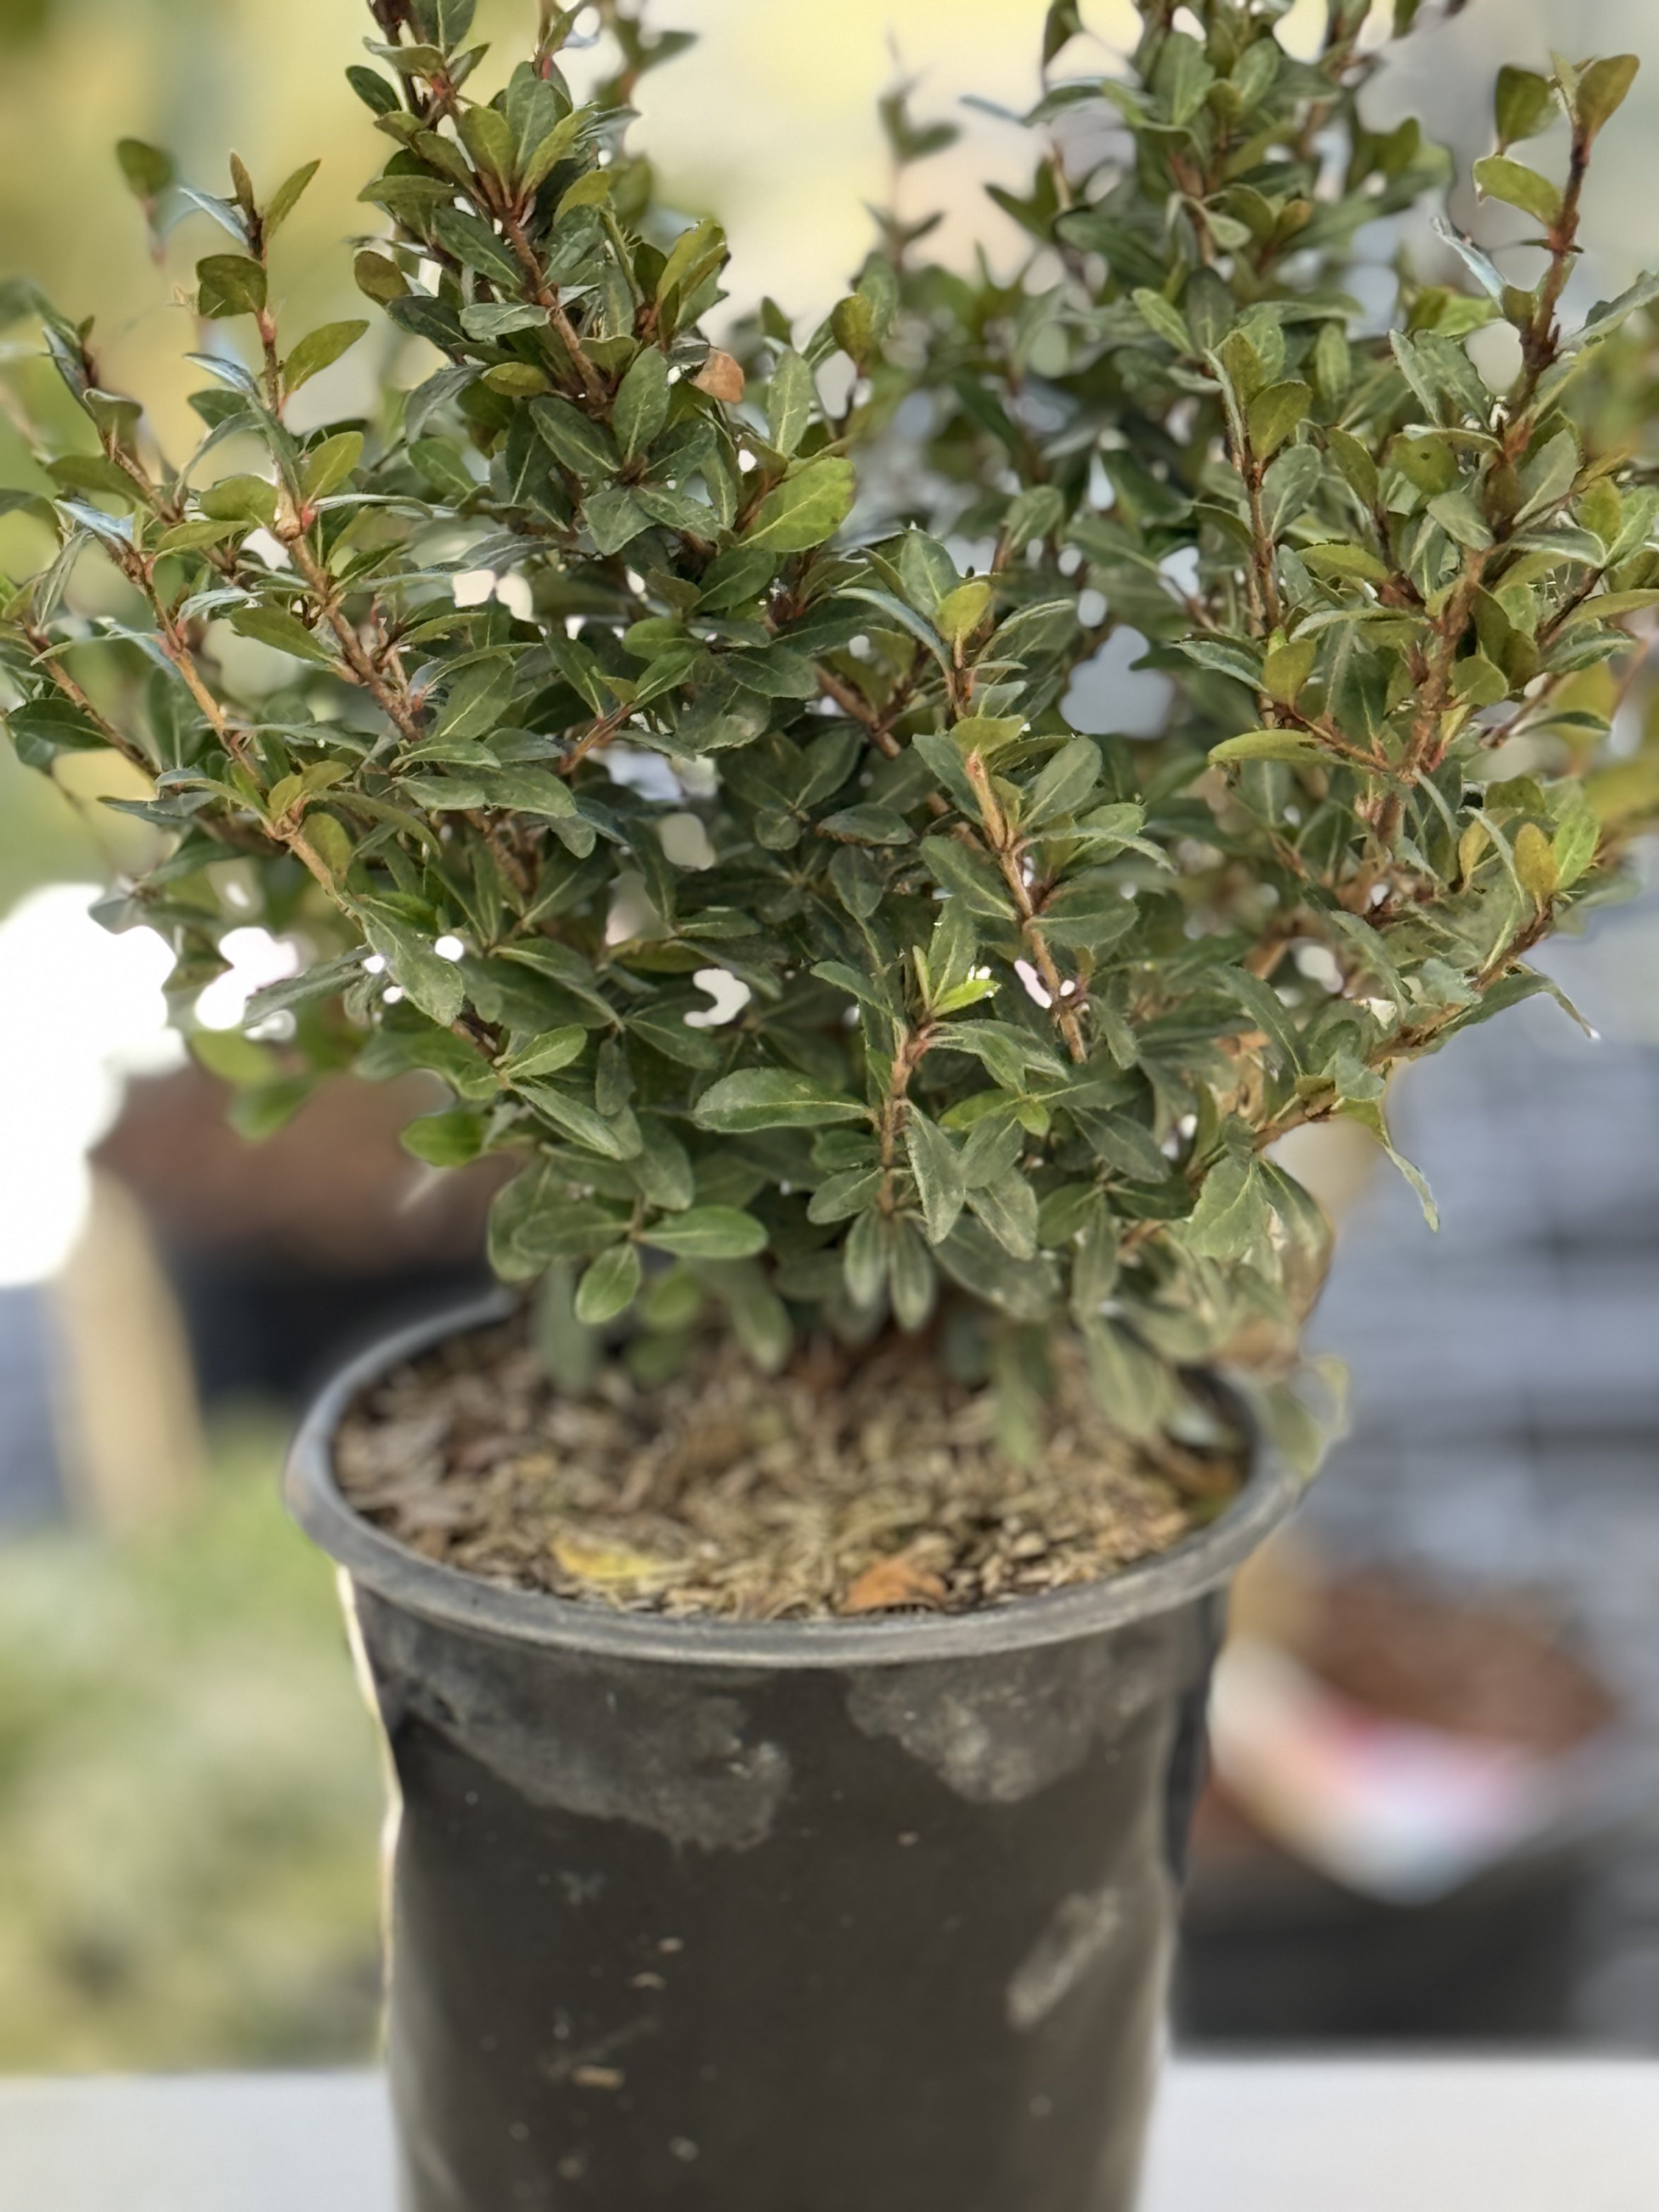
[961,747,1087,1064]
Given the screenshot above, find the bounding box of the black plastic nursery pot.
[287,1305,1300,2212]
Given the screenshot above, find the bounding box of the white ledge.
[2,2058,1658,2210]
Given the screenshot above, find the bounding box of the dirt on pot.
[334,1320,1243,1621]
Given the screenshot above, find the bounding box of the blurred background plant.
[0,1413,382,2068]
[2,0,1658,2068]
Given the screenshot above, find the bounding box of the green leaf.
[1552,797,1600,888]
[228,603,336,665]
[116,139,173,202]
[1184,1153,1269,1261]
[614,346,670,461]
[400,1109,486,1167]
[1132,286,1190,353]
[1262,636,1317,706]
[428,658,513,745]
[1217,967,1302,1070]
[1209,728,1330,766]
[968,1169,1040,1262]
[584,486,650,556]
[196,254,267,319]
[889,1217,937,1331]
[284,320,369,393]
[656,216,726,307]
[918,836,1017,919]
[520,1082,642,1160]
[692,1068,867,1132]
[1342,1097,1438,1229]
[817,804,913,845]
[1043,0,1084,65]
[228,1079,314,1142]
[458,103,516,185]
[156,516,242,554]
[1427,488,1494,551]
[808,1167,884,1223]
[487,1166,621,1279]
[497,1026,587,1082]
[1302,541,1390,585]
[356,901,465,1025]
[522,112,586,193]
[264,159,321,236]
[1023,737,1101,827]
[200,474,279,529]
[431,204,522,290]
[1494,65,1558,149]
[641,1207,769,1259]
[532,395,620,482]
[742,459,856,551]
[301,431,364,501]
[766,349,814,454]
[1082,1318,1171,1441]
[575,1241,643,1324]
[935,578,992,646]
[347,66,401,116]
[838,1206,887,1308]
[3,698,108,770]
[830,291,876,364]
[905,1109,965,1244]
[409,437,477,503]
[1245,380,1311,461]
[1472,155,1562,228]
[1575,54,1639,139]
[1327,427,1380,507]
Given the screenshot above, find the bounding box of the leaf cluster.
[2,0,1657,1460]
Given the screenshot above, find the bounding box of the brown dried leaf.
[693,348,746,402]
[841,1551,949,1615]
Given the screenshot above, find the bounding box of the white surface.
[0,2074,394,2212]
[0,885,179,1285]
[1142,2059,1659,2212]
[3,2060,1658,2211]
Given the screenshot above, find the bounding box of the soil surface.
[335,1320,1242,1621]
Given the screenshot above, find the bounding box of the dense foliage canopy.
[3,0,1657,1461]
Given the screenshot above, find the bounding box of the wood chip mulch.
[335,1322,1242,1622]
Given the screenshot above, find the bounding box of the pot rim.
[285,1294,1301,1668]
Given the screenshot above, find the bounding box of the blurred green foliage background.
[2,0,1657,2072]
[0,1419,383,2068]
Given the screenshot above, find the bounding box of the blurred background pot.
[1176,1542,1636,2042]
[288,1307,1299,2212]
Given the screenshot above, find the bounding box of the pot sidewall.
[290,1302,1299,2212]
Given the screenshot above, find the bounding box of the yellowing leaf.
[1261,636,1317,706]
[551,1533,675,1588]
[935,579,993,647]
[1209,728,1329,766]
[1514,820,1559,904]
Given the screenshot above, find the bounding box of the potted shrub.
[4,1,1657,2202]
